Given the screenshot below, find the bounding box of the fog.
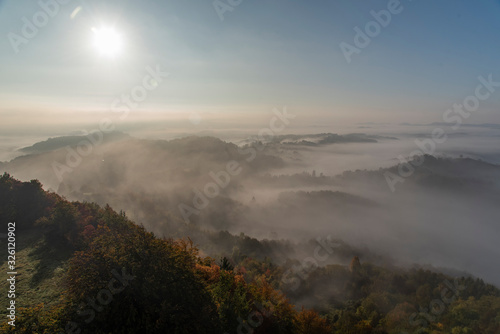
[1,123,500,287]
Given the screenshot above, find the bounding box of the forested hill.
[0,173,330,334]
[1,173,500,334]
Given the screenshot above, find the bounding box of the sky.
[1,0,500,136]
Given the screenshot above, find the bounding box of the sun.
[91,26,123,58]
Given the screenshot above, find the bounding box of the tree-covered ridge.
[0,174,329,333]
[0,173,499,334]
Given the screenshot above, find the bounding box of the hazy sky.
[1,0,500,133]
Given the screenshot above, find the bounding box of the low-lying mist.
[1,124,499,287]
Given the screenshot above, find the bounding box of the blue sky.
[1,0,499,133]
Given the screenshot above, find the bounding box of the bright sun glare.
[92,26,123,58]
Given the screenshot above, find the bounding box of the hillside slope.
[1,174,499,333]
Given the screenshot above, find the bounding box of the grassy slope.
[0,227,71,317]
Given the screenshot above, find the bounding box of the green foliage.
[209,270,251,332]
[65,223,222,333]
[0,173,54,229]
[220,256,234,271]
[0,303,70,333]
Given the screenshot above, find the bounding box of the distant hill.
[238,133,398,147]
[19,131,130,154]
[269,133,393,146]
[337,155,500,193]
